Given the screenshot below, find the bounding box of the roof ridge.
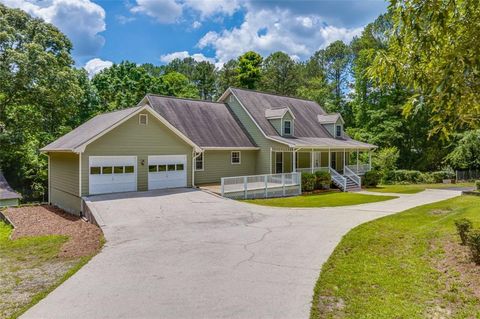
[229,87,319,104]
[146,93,226,105]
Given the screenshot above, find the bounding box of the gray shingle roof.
[317,114,343,124]
[0,172,21,200]
[227,88,375,149]
[41,106,142,152]
[146,94,256,148]
[265,108,289,119]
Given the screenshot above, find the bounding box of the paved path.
[22,189,460,319]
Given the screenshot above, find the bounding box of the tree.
[192,61,217,100]
[260,52,300,95]
[297,52,333,110]
[446,130,480,170]
[164,57,197,79]
[159,72,199,98]
[369,0,480,136]
[217,59,239,92]
[0,4,82,199]
[236,51,263,89]
[323,41,352,112]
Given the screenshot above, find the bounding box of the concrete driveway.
[22,188,460,319]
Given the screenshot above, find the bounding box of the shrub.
[363,170,381,187]
[468,229,480,265]
[455,218,473,245]
[301,173,316,192]
[476,180,480,191]
[430,170,456,183]
[315,171,331,190]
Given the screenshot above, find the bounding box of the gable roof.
[144,94,256,149]
[265,107,295,120]
[0,172,21,200]
[317,114,344,124]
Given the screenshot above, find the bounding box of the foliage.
[363,170,381,187]
[468,229,480,265]
[261,52,299,95]
[192,61,217,100]
[455,218,473,246]
[372,147,399,181]
[476,180,480,191]
[301,172,316,192]
[314,171,331,190]
[369,0,480,137]
[236,51,263,89]
[430,169,455,183]
[365,182,475,194]
[446,130,480,170]
[217,59,239,92]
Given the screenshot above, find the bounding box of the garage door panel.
[89,156,137,195]
[148,155,187,190]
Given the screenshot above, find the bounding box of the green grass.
[366,182,474,194]
[244,191,397,207]
[0,221,94,319]
[310,195,480,319]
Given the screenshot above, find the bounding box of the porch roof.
[269,136,376,150]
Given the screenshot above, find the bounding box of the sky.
[1,0,388,77]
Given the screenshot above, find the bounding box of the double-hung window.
[335,125,342,137]
[231,151,241,164]
[284,120,292,135]
[195,153,204,171]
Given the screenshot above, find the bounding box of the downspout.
[47,154,51,204]
[192,149,203,188]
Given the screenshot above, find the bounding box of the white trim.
[88,155,138,195]
[283,120,292,136]
[192,149,202,187]
[201,147,260,150]
[47,154,51,203]
[79,153,82,197]
[231,151,241,165]
[195,152,204,171]
[335,124,343,138]
[219,89,293,147]
[74,105,202,153]
[139,113,148,125]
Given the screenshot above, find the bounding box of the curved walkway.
[22,188,460,319]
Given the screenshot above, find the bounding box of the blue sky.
[2,0,388,76]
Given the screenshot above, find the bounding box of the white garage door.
[89,156,137,195]
[148,155,187,190]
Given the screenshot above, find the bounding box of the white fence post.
[244,176,248,199]
[282,174,286,196]
[264,175,268,198]
[221,178,224,197]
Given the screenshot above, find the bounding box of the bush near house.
[363,170,381,187]
[455,218,473,245]
[468,230,480,265]
[314,171,331,190]
[301,173,316,192]
[383,169,455,185]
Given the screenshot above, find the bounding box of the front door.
[275,152,283,173]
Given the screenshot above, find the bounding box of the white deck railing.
[346,164,371,175]
[296,167,329,174]
[221,172,301,200]
[344,166,361,188]
[329,167,347,192]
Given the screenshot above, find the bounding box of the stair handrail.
[344,166,361,188]
[329,167,347,192]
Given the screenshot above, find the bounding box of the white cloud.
[183,0,240,19]
[159,51,215,64]
[130,0,182,23]
[1,0,106,57]
[192,20,201,29]
[84,58,113,78]
[198,8,362,63]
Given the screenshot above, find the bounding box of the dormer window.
[284,120,292,135]
[139,114,148,125]
[336,125,342,137]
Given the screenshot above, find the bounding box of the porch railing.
[346,164,371,175]
[329,167,347,192]
[296,167,329,174]
[221,172,301,200]
[344,166,361,188]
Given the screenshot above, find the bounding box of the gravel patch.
[4,205,103,257]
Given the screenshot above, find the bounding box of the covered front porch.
[270,148,372,176]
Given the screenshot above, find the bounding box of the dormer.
[317,113,345,138]
[265,107,295,137]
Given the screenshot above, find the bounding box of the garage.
[148,155,187,190]
[89,156,137,195]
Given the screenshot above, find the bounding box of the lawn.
[310,195,480,319]
[366,182,474,194]
[244,191,397,207]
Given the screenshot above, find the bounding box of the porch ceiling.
[269,136,376,150]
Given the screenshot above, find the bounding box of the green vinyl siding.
[225,94,290,175]
[282,113,294,136]
[194,150,257,184]
[0,198,19,208]
[81,110,193,195]
[268,118,282,135]
[49,152,81,214]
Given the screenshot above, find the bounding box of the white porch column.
[292,150,296,173]
[343,148,346,172]
[356,148,359,173]
[328,149,331,169]
[311,148,314,173]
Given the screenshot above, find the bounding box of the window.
[114,166,124,174]
[231,151,241,164]
[336,125,342,137]
[149,165,158,173]
[124,166,134,173]
[102,166,113,174]
[167,164,176,171]
[176,164,184,171]
[90,167,101,175]
[139,114,148,125]
[158,165,167,172]
[195,153,204,171]
[284,120,292,135]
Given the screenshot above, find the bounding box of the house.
[41,88,375,215]
[0,172,21,208]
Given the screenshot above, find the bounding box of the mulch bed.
[4,205,103,258]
